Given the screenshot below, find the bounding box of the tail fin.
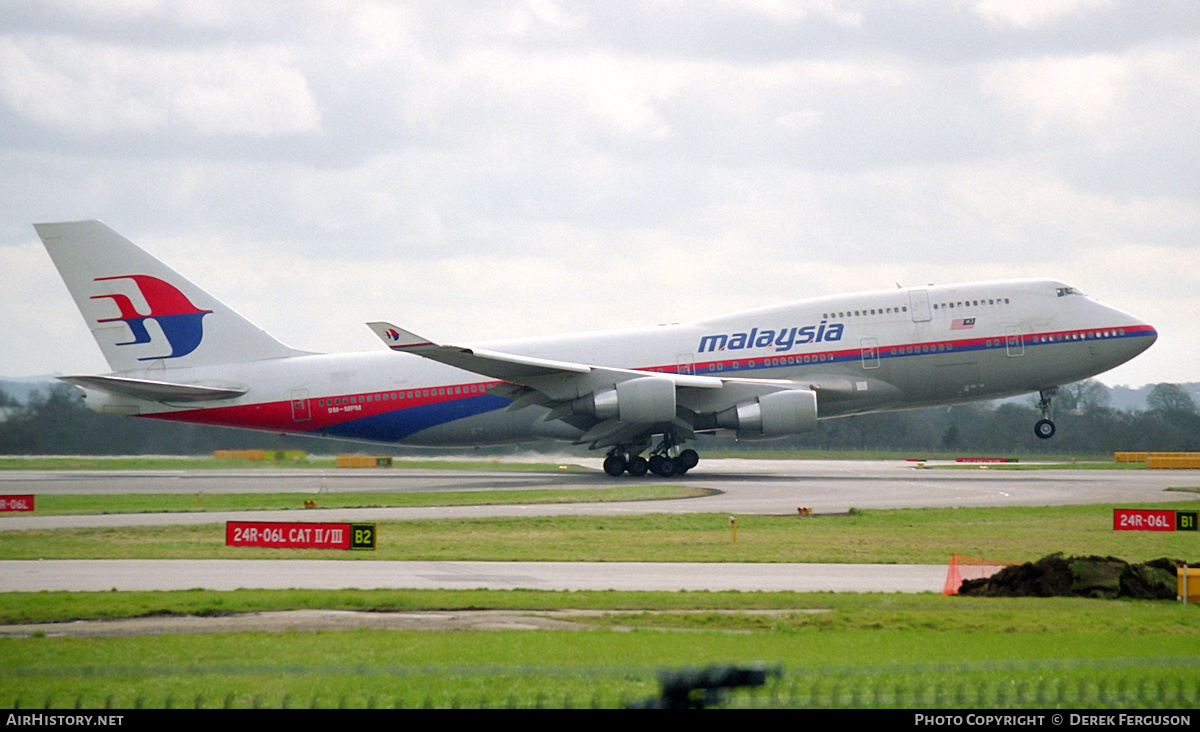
[35,220,305,373]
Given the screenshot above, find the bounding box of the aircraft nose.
[1143,324,1158,347]
[1126,308,1157,344]
[1137,324,1158,355]
[1114,309,1157,359]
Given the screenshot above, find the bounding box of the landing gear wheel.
[1034,419,1056,440]
[677,449,699,473]
[1034,388,1057,440]
[650,456,677,477]
[626,456,648,477]
[603,454,627,477]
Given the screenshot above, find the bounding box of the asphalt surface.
[0,559,949,593]
[2,458,1190,531]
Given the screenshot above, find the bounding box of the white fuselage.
[91,278,1155,447]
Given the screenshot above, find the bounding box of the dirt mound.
[958,553,1187,600]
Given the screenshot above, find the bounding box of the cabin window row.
[823,306,907,319]
[1033,329,1125,344]
[933,298,1010,310]
[707,353,833,371]
[890,343,956,356]
[317,384,491,408]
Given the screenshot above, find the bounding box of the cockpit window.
[1056,287,1085,297]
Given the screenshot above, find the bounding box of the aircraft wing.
[367,322,900,448]
[367,322,724,394]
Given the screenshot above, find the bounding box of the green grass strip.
[1,596,1197,709]
[1,588,1198,631]
[3,502,1198,564]
[0,456,591,471]
[5,484,712,516]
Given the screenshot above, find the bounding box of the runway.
[0,559,947,593]
[2,458,1192,531]
[1,458,1194,594]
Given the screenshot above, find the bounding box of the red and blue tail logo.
[91,275,213,361]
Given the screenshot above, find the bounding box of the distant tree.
[1057,380,1111,413]
[1146,383,1196,416]
[940,424,960,449]
[0,383,358,455]
[0,384,83,453]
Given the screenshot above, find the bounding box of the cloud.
[973,0,1116,29]
[0,34,319,136]
[1,0,1197,391]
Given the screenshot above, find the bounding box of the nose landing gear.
[1034,388,1057,440]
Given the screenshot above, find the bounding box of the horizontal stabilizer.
[59,375,247,402]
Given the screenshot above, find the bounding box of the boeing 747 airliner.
[35,221,1157,477]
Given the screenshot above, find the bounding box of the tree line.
[0,381,1197,456]
[0,384,351,455]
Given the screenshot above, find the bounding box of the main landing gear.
[603,437,700,478]
[1034,388,1057,440]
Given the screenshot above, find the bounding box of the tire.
[1034,419,1056,440]
[626,456,648,477]
[603,454,627,476]
[677,449,699,472]
[653,456,677,477]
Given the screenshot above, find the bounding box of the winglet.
[366,322,437,351]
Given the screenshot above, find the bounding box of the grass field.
[4,618,1197,709]
[2,589,1198,709]
[7,484,712,516]
[2,457,1199,709]
[4,503,1199,563]
[0,455,589,471]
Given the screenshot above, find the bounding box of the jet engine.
[574,376,677,424]
[716,389,818,439]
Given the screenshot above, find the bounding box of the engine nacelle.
[574,376,677,424]
[716,389,818,439]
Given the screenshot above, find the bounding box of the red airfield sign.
[226,521,377,550]
[1113,509,1197,532]
[0,495,34,512]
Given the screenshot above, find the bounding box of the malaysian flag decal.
[951,318,976,330]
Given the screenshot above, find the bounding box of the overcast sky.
[2,0,1197,388]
